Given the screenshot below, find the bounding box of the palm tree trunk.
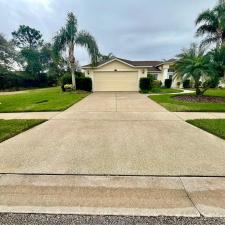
[195,79,202,96]
[71,69,76,89]
[69,42,76,90]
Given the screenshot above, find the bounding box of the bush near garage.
[76,77,92,92]
[139,77,151,93]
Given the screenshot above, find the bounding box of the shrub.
[0,68,49,90]
[139,77,150,92]
[60,73,72,86]
[147,74,154,89]
[183,79,191,88]
[60,73,92,92]
[0,68,23,90]
[47,74,58,86]
[209,76,220,88]
[164,79,172,88]
[77,77,92,92]
[153,80,162,88]
[75,71,85,78]
[64,84,73,91]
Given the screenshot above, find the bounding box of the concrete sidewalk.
[1,111,225,121]
[175,112,225,120]
[0,174,224,217]
[0,112,59,120]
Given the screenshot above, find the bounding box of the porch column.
[162,65,170,81]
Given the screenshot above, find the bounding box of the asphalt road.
[0,214,225,225]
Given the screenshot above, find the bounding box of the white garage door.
[93,71,138,91]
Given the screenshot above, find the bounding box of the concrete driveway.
[0,92,224,176]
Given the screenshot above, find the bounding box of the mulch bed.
[173,95,225,103]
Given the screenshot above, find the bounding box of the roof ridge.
[82,57,174,68]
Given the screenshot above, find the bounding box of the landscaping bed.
[149,89,225,112]
[187,119,225,140]
[0,119,46,142]
[174,95,225,103]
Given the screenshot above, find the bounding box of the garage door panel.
[94,72,138,92]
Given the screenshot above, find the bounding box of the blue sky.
[0,0,216,65]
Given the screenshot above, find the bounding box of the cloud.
[0,0,216,65]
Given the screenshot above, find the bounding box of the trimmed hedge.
[164,79,172,88]
[0,68,49,90]
[139,77,162,92]
[139,77,151,92]
[76,77,92,91]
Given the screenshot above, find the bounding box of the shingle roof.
[82,57,163,68]
[116,58,162,67]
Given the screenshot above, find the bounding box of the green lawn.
[187,119,225,140]
[148,88,183,94]
[0,87,89,112]
[149,89,225,112]
[0,119,46,143]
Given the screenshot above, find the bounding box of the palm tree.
[174,43,215,96]
[98,52,114,62]
[53,12,99,89]
[196,3,225,47]
[208,44,225,79]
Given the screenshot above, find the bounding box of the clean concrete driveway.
[0,92,224,176]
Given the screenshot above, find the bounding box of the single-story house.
[82,57,181,92]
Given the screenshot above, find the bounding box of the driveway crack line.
[179,177,202,217]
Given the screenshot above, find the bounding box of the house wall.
[83,60,148,91]
[83,59,189,90]
[158,63,183,88]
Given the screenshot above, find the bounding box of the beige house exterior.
[82,57,180,92]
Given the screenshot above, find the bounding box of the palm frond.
[66,12,78,42]
[53,28,67,57]
[196,9,217,25]
[196,24,217,37]
[75,31,99,65]
[199,37,219,48]
[174,43,211,83]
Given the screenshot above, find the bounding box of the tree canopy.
[12,25,43,49]
[0,33,16,68]
[196,3,225,47]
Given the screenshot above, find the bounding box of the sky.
[0,0,216,65]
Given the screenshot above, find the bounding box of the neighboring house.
[82,57,180,92]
